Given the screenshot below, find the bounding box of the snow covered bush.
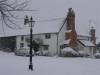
[42,50,49,56]
[61,47,79,57]
[78,50,90,57]
[94,52,100,58]
[14,47,34,56]
[35,50,49,56]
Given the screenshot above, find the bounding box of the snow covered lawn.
[0,51,100,75]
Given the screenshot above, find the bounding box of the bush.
[61,51,79,57]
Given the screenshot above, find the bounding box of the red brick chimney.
[65,8,77,48]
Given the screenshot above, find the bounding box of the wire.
[36,17,64,22]
[15,17,65,22]
[0,17,66,33]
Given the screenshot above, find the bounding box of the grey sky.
[0,0,100,43]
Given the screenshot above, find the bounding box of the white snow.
[80,40,95,47]
[0,51,100,75]
[42,50,49,55]
[65,30,72,33]
[94,52,100,56]
[62,47,78,54]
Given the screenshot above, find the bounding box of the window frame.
[20,43,24,48]
[45,33,51,39]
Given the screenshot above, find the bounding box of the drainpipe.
[56,33,59,56]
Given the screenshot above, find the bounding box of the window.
[20,43,24,48]
[43,45,49,50]
[45,33,51,39]
[21,36,24,41]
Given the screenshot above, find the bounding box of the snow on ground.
[0,51,100,75]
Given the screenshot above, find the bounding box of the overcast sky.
[0,0,100,43]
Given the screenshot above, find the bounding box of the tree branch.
[0,0,29,29]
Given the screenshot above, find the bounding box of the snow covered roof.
[79,40,95,47]
[0,19,63,37]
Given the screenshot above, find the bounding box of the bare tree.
[0,0,30,29]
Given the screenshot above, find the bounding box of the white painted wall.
[33,33,58,55]
[84,47,94,56]
[43,33,57,55]
[16,35,28,49]
[16,33,58,56]
[58,23,67,54]
[77,41,94,56]
[77,41,84,50]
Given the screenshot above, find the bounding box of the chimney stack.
[90,27,96,45]
[65,8,77,48]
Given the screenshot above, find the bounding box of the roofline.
[77,40,86,47]
[77,34,91,37]
[78,40,95,47]
[0,32,58,38]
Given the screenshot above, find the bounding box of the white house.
[0,8,96,57]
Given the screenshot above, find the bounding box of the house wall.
[16,33,58,56]
[42,33,57,55]
[58,23,66,55]
[77,41,94,56]
[16,35,28,49]
[84,47,94,56]
[84,47,90,55]
[76,41,84,51]
[34,33,57,56]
